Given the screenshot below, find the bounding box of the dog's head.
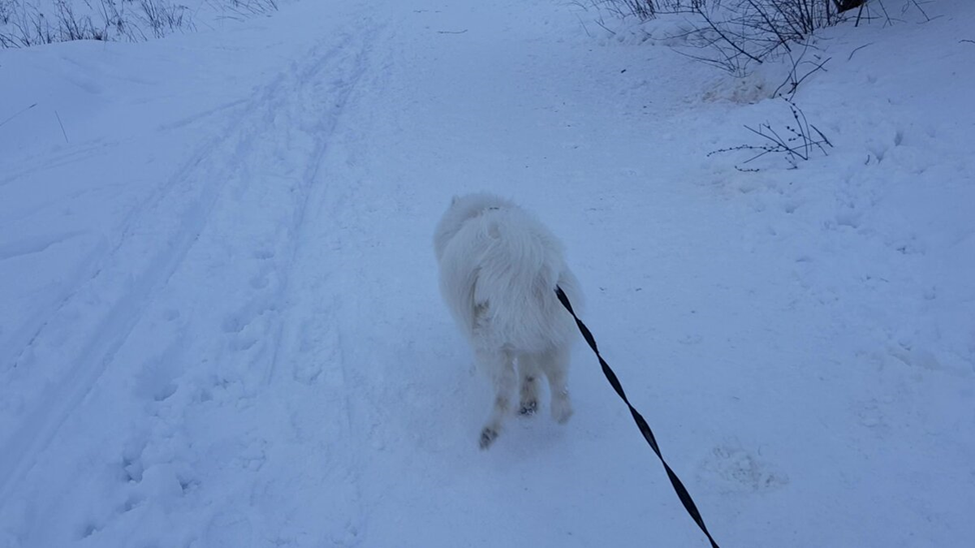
[433,193,514,261]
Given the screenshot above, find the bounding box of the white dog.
[434,193,583,449]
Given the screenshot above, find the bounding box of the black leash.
[555,286,721,548]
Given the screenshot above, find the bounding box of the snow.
[1,0,972,546]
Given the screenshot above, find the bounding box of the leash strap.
[555,286,720,548]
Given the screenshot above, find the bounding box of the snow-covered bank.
[1,0,972,546]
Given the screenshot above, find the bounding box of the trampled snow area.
[1,0,973,546]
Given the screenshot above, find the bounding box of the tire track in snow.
[0,28,371,503]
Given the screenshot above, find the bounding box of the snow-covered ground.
[1,0,972,546]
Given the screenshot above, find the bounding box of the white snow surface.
[1,0,973,546]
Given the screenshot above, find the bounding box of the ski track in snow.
[0,12,382,544]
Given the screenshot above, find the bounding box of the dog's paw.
[518,399,538,417]
[479,427,499,449]
[551,396,573,425]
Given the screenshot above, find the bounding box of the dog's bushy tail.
[471,209,582,352]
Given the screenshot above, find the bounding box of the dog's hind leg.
[476,347,516,449]
[538,347,573,424]
[517,354,541,416]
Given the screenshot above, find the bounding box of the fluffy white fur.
[434,193,583,449]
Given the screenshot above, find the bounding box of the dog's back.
[434,193,581,354]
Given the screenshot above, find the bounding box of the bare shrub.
[3,2,55,47]
[222,0,280,18]
[708,97,833,170]
[602,2,933,74]
[0,1,12,25]
[620,0,657,20]
[657,0,710,14]
[54,0,107,42]
[138,0,193,39]
[851,0,931,26]
[596,0,710,21]
[1,0,279,48]
[95,0,143,42]
[675,1,848,75]
[772,41,831,99]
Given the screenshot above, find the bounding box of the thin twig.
[576,14,593,38]
[593,16,617,36]
[909,0,931,22]
[55,110,69,143]
[695,5,765,65]
[877,0,893,27]
[0,103,37,129]
[848,42,874,60]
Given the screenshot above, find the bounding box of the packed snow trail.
[1,5,384,545]
[1,0,973,547]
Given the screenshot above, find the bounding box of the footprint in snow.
[697,442,789,495]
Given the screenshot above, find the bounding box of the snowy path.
[1,0,973,547]
[1,3,382,542]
